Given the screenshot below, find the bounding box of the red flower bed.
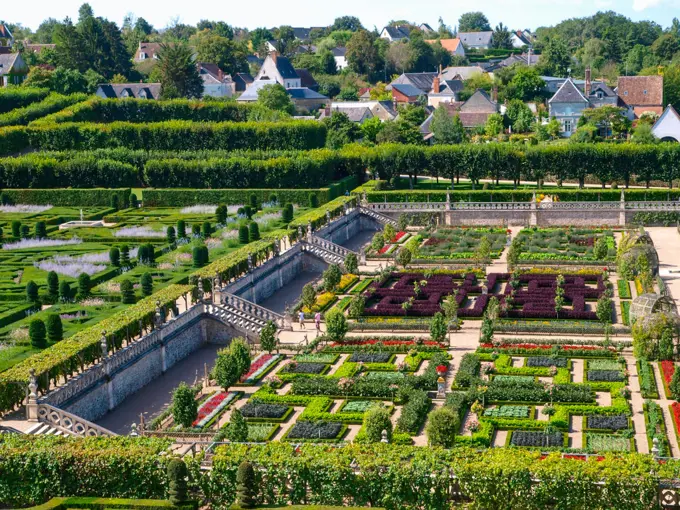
[480,343,613,353]
[671,402,680,436]
[331,339,442,347]
[192,392,227,426]
[662,361,675,386]
[391,231,407,243]
[378,245,392,254]
[240,354,273,382]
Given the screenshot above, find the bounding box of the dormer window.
[139,90,147,99]
[644,90,648,95]
[153,53,158,59]
[597,91,603,99]
[121,90,129,97]
[624,91,628,96]
[139,52,147,60]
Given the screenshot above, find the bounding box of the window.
[153,53,158,59]
[564,120,572,133]
[139,52,146,60]
[624,91,628,96]
[644,90,648,95]
[597,91,603,99]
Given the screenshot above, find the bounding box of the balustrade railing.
[310,235,354,256]
[215,293,285,328]
[37,403,115,436]
[363,200,680,213]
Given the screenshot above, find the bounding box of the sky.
[3,0,680,33]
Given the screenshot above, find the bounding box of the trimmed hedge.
[0,93,88,127]
[11,120,326,153]
[0,87,50,114]
[0,189,131,206]
[33,97,288,124]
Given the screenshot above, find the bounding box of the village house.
[652,105,680,142]
[617,75,664,118]
[237,79,328,112]
[134,42,162,62]
[420,88,499,139]
[427,76,464,107]
[198,63,235,98]
[0,24,13,47]
[380,26,410,42]
[426,38,465,57]
[458,31,494,50]
[331,47,348,70]
[233,72,254,92]
[95,83,161,99]
[0,53,28,87]
[254,53,301,88]
[318,101,397,122]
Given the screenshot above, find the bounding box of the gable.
[652,105,680,141]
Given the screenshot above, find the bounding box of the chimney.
[492,86,498,103]
[439,63,443,74]
[433,77,440,94]
[527,47,532,66]
[270,51,278,64]
[585,67,592,97]
[324,105,331,117]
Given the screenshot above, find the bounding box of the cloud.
[632,0,662,10]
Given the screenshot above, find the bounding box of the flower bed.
[483,405,530,418]
[350,278,374,295]
[247,423,279,442]
[515,228,616,262]
[587,370,625,382]
[526,357,568,368]
[240,353,282,384]
[285,421,344,441]
[391,231,408,243]
[638,361,659,399]
[621,301,631,326]
[280,362,329,375]
[302,292,338,314]
[338,274,359,293]
[671,402,680,438]
[478,344,615,358]
[661,361,676,399]
[617,280,632,299]
[340,400,376,413]
[416,227,507,261]
[294,353,339,364]
[493,375,535,384]
[586,415,629,431]
[586,433,631,452]
[240,403,290,420]
[364,371,405,381]
[588,359,622,371]
[193,391,238,428]
[510,430,563,447]
[348,352,393,363]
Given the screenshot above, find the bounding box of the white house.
[652,105,680,142]
[331,47,348,70]
[380,26,410,42]
[254,53,301,88]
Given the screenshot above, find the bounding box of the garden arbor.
[630,294,677,325]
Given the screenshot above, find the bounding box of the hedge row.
[142,176,358,207]
[362,187,680,203]
[3,438,676,508]
[0,120,326,154]
[33,97,288,124]
[0,87,50,114]
[0,93,89,128]
[289,195,357,229]
[0,285,193,413]
[0,189,131,206]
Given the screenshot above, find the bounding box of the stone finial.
[247,254,253,270]
[100,331,108,358]
[325,210,331,223]
[28,368,38,398]
[130,422,139,437]
[381,429,389,443]
[652,437,660,458]
[306,221,313,241]
[620,189,625,202]
[215,271,222,289]
[297,226,304,240]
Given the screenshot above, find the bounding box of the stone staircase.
[25,422,75,436]
[206,294,288,335]
[300,240,346,267]
[24,404,116,437]
[359,207,398,227]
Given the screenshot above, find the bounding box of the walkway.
[258,269,326,314]
[648,227,680,305]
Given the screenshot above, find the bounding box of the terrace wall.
[40,306,234,423]
[314,209,381,245]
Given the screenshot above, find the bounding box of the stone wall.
[62,381,109,423]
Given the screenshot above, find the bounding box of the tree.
[192,245,209,268]
[426,406,459,448]
[120,279,136,304]
[325,308,348,342]
[631,123,657,144]
[167,459,189,506]
[157,41,203,99]
[120,245,130,267]
[164,226,176,245]
[302,284,317,311]
[539,37,571,77]
[202,221,212,238]
[47,271,59,301]
[336,87,359,101]
[274,25,296,56]
[383,224,396,243]
[344,253,358,274]
[430,312,448,343]
[396,248,412,268]
[431,106,465,144]
[227,408,248,442]
[508,66,546,101]
[176,220,186,239]
[671,366,680,400]
[214,349,240,390]
[580,106,630,139]
[11,221,20,239]
[652,33,679,61]
[546,118,562,139]
[257,84,294,114]
[238,225,249,244]
[348,296,365,319]
[231,337,252,377]
[475,236,492,264]
[77,273,91,300]
[281,203,294,224]
[323,112,361,149]
[141,272,153,296]
[259,320,277,353]
[485,113,504,136]
[491,23,512,50]
[109,247,120,266]
[596,296,612,324]
[593,237,608,260]
[361,116,385,143]
[26,281,39,303]
[34,221,47,239]
[59,281,71,302]
[29,319,47,348]
[323,264,342,292]
[248,221,260,242]
[458,12,491,32]
[45,314,63,343]
[215,205,228,225]
[505,100,535,133]
[236,461,257,508]
[190,29,248,75]
[171,382,198,428]
[364,406,392,443]
[442,294,459,327]
[346,30,382,78]
[332,16,363,32]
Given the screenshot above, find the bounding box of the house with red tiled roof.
[420,88,499,139]
[425,38,465,58]
[617,75,664,119]
[134,42,163,62]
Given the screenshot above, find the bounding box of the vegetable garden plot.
[510,430,564,447]
[285,421,344,440]
[415,227,508,260]
[587,415,629,431]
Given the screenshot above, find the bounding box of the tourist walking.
[314,312,321,332]
[299,310,305,329]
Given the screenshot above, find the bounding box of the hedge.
[0,436,172,507]
[0,93,88,128]
[0,285,193,413]
[28,498,193,510]
[289,195,357,230]
[143,180,358,207]
[0,87,50,114]
[0,303,37,328]
[0,189,131,206]
[33,97,288,124]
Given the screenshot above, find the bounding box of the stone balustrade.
[37,403,115,436]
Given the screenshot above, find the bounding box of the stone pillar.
[101,332,114,412]
[530,192,538,226]
[160,341,167,373]
[306,222,313,243]
[619,190,626,227]
[437,376,446,398]
[26,368,39,421]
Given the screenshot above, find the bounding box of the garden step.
[359,207,399,228]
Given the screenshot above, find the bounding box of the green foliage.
[227,409,249,443]
[167,458,189,505]
[396,248,412,268]
[257,84,294,115]
[192,245,209,268]
[236,461,257,508]
[323,264,342,292]
[201,221,212,238]
[47,271,59,300]
[166,226,176,244]
[141,273,154,297]
[58,281,71,303]
[363,406,392,443]
[172,382,198,429]
[671,367,680,400]
[216,204,228,225]
[302,284,317,311]
[0,93,88,128]
[371,233,385,252]
[426,406,459,448]
[34,221,47,239]
[259,321,278,353]
[45,314,63,343]
[214,349,241,391]
[120,245,131,266]
[109,247,120,267]
[238,225,249,244]
[26,281,39,303]
[596,296,613,324]
[429,312,448,343]
[325,308,348,342]
[120,279,136,304]
[156,42,203,99]
[344,252,358,274]
[348,296,365,319]
[248,221,260,242]
[458,11,491,31]
[29,318,47,348]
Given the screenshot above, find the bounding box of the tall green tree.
[257,84,294,114]
[157,41,203,99]
[458,12,491,32]
[491,23,513,49]
[539,37,571,77]
[190,29,248,75]
[172,382,198,428]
